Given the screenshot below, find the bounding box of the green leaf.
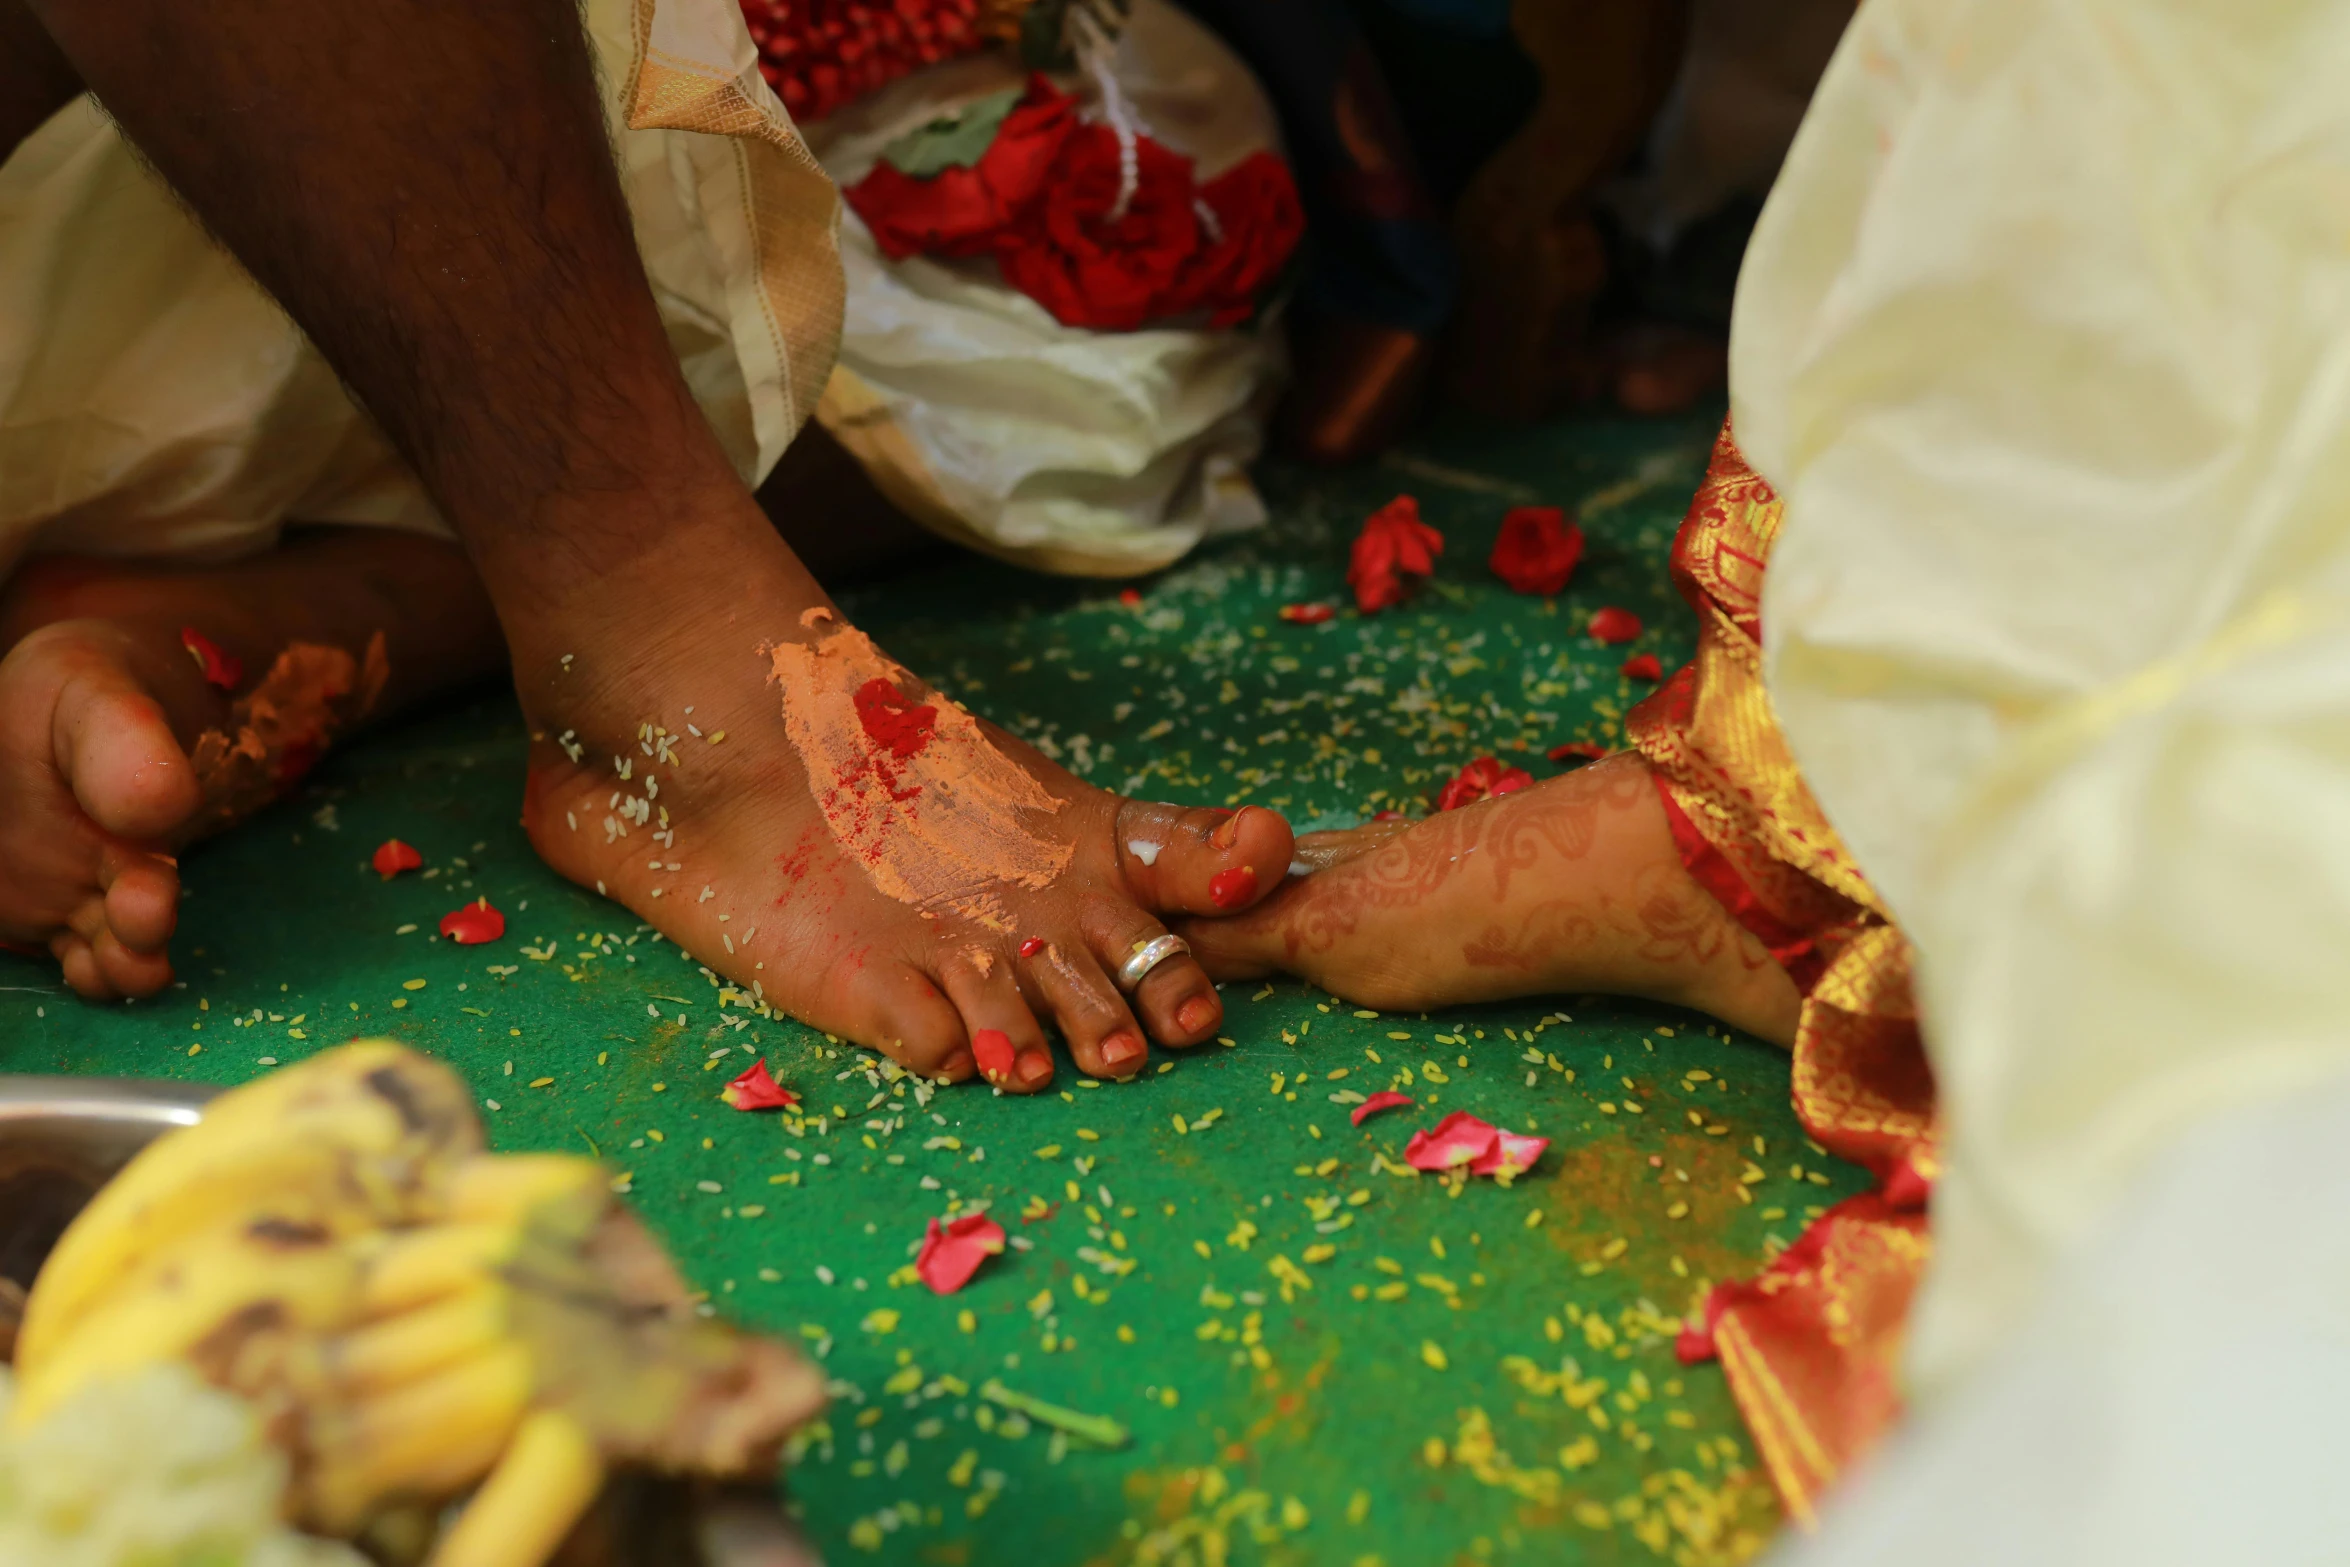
[880,88,1027,179]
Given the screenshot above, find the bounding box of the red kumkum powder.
[853,677,939,759]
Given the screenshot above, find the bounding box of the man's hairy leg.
[19,0,1293,1081]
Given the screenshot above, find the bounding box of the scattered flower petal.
[1547,741,1608,765]
[1589,606,1643,645]
[916,1212,1008,1295]
[1488,506,1585,595]
[1118,588,1143,607]
[438,900,505,945]
[1348,496,1444,614]
[1402,1111,1549,1179]
[1621,652,1663,681]
[1436,756,1535,812]
[721,1058,800,1112]
[1404,1111,1500,1172]
[1017,938,1046,960]
[1472,1128,1550,1177]
[1278,602,1335,624]
[371,839,423,879]
[180,627,242,691]
[1351,1090,1414,1126]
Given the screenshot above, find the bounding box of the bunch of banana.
[6,1040,826,1567]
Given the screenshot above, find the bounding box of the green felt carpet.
[0,402,1866,1566]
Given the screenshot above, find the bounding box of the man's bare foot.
[0,532,500,999]
[514,544,1294,1092]
[1178,754,1801,1046]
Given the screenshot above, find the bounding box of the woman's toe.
[1020,940,1148,1080]
[936,951,1055,1093]
[1092,911,1220,1048]
[856,966,974,1080]
[1114,802,1293,916]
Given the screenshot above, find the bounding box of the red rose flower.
[1169,151,1305,327]
[1488,506,1584,596]
[1349,495,1444,613]
[1621,652,1663,681]
[996,122,1202,331]
[1589,606,1643,644]
[845,77,1076,260]
[1436,756,1533,812]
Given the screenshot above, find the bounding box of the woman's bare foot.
[515,546,1295,1092]
[1178,753,1802,1046]
[0,531,500,999]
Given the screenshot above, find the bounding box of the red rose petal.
[1017,937,1045,959]
[972,1027,1016,1082]
[437,899,505,945]
[1589,606,1643,645]
[1547,741,1608,765]
[1436,756,1535,812]
[1348,496,1445,614]
[1404,1111,1500,1172]
[1471,1128,1550,1177]
[1278,602,1335,624]
[915,1211,1008,1295]
[1400,1110,1547,1178]
[1118,588,1143,607]
[1488,506,1585,596]
[1621,652,1663,681]
[1350,1090,1414,1126]
[721,1058,800,1111]
[1676,1319,1720,1366]
[1208,865,1259,910]
[371,839,423,879]
[179,627,242,692]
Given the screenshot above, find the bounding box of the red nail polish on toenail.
[1100,1031,1145,1071]
[1208,865,1258,909]
[1209,809,1243,851]
[1018,937,1045,959]
[972,1027,1015,1080]
[1177,994,1217,1034]
[1017,1050,1054,1087]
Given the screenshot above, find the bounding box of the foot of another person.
[0,533,500,999]
[1178,754,1802,1047]
[518,574,1294,1092]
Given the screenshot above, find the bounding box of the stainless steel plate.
[0,1074,820,1567]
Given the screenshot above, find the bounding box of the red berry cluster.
[738,0,995,123]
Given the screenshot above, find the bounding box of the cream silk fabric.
[0,0,842,577]
[1732,0,2350,1497]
